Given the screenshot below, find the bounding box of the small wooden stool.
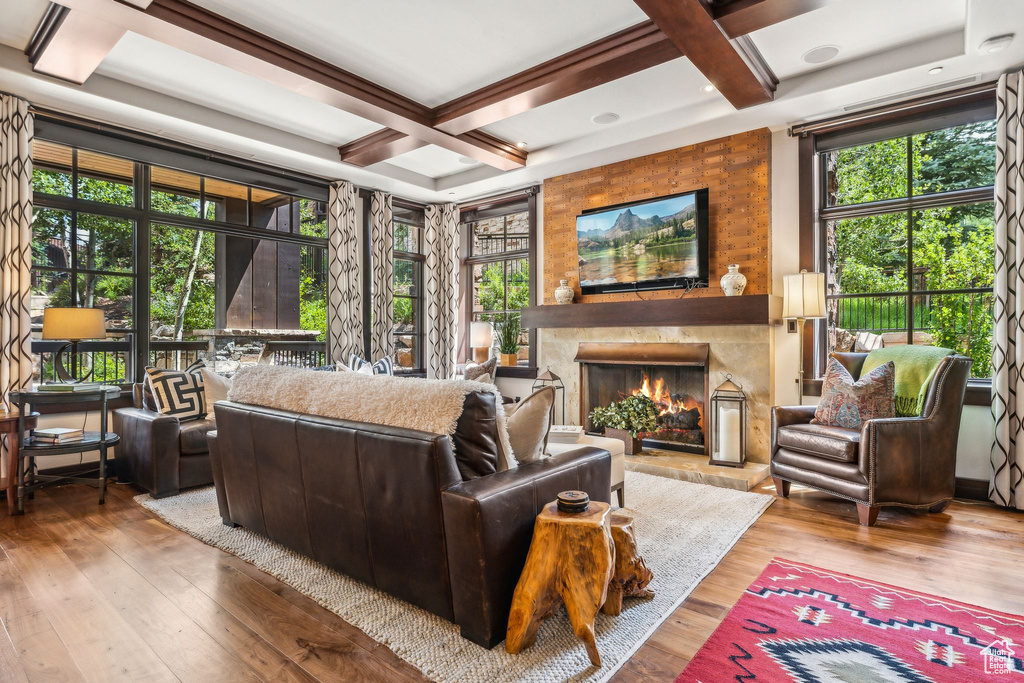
[506,501,613,666]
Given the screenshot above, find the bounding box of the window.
[461,190,537,372]
[391,205,424,372]
[817,117,996,378]
[30,131,330,384]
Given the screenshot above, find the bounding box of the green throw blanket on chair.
[862,345,953,417]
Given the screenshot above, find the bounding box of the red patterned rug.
[677,558,1024,682]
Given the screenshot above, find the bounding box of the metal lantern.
[532,367,565,425]
[710,373,746,468]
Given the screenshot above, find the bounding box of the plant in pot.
[493,313,522,368]
[589,393,658,455]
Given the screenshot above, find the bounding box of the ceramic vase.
[554,279,574,305]
[720,264,747,296]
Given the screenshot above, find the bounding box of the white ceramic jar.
[554,279,574,305]
[720,264,747,296]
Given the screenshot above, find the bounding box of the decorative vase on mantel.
[605,428,643,455]
[554,279,575,305]
[720,264,747,296]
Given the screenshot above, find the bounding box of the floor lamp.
[782,270,826,402]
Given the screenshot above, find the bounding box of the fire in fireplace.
[576,343,710,455]
[625,372,704,447]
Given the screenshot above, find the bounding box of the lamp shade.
[470,321,493,348]
[782,270,826,319]
[41,307,107,340]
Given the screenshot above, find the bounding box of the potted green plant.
[589,394,658,455]
[493,313,522,368]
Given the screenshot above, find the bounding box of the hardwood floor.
[0,479,1020,682]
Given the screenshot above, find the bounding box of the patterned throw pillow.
[346,354,394,375]
[145,360,207,422]
[813,357,895,429]
[464,356,497,383]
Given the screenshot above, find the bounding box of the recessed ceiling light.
[591,112,620,125]
[928,66,944,75]
[457,156,476,165]
[802,45,840,64]
[515,141,527,149]
[700,84,716,93]
[979,34,1014,54]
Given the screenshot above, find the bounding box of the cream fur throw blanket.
[226,365,516,469]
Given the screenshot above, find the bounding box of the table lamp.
[470,321,493,363]
[782,270,826,400]
[42,307,107,383]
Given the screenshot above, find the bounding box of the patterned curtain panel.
[424,203,459,379]
[0,95,33,472]
[992,69,1024,509]
[327,180,363,364]
[369,191,394,361]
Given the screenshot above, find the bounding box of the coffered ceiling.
[0,0,1021,203]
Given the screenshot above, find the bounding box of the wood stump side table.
[505,501,614,667]
[1,409,39,516]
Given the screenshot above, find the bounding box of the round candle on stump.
[557,490,590,513]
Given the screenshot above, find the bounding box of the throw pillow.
[145,360,207,421]
[200,368,233,407]
[465,357,497,383]
[813,357,895,429]
[506,386,555,464]
[345,354,394,375]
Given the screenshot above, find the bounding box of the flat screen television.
[576,188,710,295]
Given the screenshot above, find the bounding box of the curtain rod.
[788,81,997,137]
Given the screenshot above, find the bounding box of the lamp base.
[54,341,94,384]
[472,347,489,363]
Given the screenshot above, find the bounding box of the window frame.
[796,87,996,405]
[31,123,331,388]
[459,188,539,378]
[392,203,426,374]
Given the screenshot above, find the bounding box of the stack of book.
[36,383,102,392]
[32,427,85,445]
[548,425,584,444]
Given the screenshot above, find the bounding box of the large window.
[816,115,996,378]
[392,204,424,372]
[461,189,537,371]
[30,130,329,384]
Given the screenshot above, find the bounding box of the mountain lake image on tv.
[576,188,709,294]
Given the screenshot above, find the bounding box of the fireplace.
[576,343,709,455]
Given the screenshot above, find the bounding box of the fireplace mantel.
[521,295,782,329]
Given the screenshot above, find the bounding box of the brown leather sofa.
[208,395,612,649]
[771,352,972,526]
[112,384,216,498]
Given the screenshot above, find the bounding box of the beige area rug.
[136,471,772,682]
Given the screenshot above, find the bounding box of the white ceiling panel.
[482,57,714,151]
[0,0,50,51]
[188,0,649,106]
[95,32,382,146]
[751,0,966,80]
[386,144,482,179]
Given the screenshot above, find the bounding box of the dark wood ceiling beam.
[432,21,680,135]
[338,129,429,167]
[633,0,777,109]
[55,0,524,169]
[713,0,836,39]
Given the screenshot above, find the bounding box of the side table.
[9,386,121,514]
[1,409,39,515]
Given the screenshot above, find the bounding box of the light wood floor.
[0,480,1021,682]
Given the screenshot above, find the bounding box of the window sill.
[496,366,538,380]
[802,377,990,407]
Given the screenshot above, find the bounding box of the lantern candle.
[719,406,741,462]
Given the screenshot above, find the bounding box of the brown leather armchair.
[771,352,972,526]
[112,384,216,498]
